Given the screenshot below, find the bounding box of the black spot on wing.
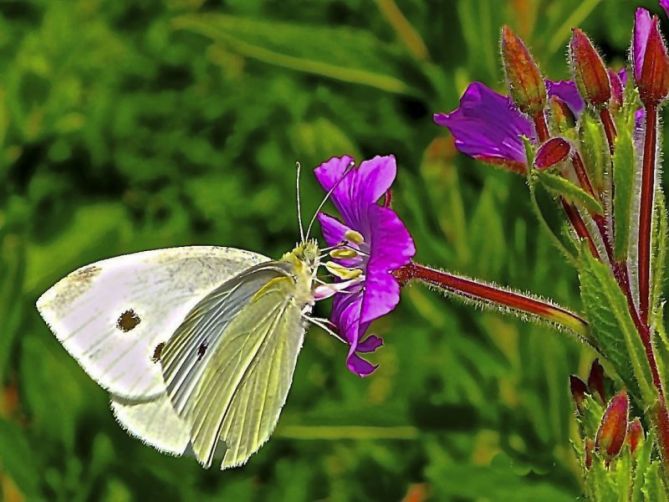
[117,309,141,332]
[197,342,208,361]
[152,342,165,363]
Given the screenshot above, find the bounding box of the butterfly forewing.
[36,247,268,400]
[160,261,308,469]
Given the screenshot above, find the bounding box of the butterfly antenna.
[305,161,355,240]
[296,161,305,242]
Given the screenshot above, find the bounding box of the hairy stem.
[639,104,657,325]
[599,108,617,155]
[395,262,590,339]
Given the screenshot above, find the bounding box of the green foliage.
[613,121,636,260]
[578,250,655,407]
[1,0,663,499]
[535,170,604,215]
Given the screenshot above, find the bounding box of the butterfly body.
[37,240,321,469]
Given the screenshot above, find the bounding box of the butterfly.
[36,164,357,469]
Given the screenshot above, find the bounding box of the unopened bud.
[569,375,588,409]
[585,438,594,469]
[635,12,669,106]
[549,96,576,130]
[569,29,611,108]
[534,137,571,170]
[595,390,629,460]
[626,418,644,454]
[500,25,547,116]
[609,69,624,111]
[588,359,606,404]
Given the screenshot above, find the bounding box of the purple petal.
[546,80,585,116]
[434,82,533,172]
[314,155,397,232]
[347,353,378,377]
[634,8,653,82]
[317,212,352,248]
[661,0,669,19]
[360,205,415,324]
[356,334,384,353]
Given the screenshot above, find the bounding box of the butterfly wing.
[160,261,309,469]
[111,392,191,456]
[36,246,268,400]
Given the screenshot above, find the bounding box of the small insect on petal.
[595,390,629,460]
[534,137,571,170]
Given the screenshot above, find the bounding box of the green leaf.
[641,461,668,502]
[651,190,668,319]
[613,122,636,260]
[0,419,40,498]
[631,430,654,502]
[172,14,413,95]
[579,112,607,192]
[578,250,656,407]
[535,170,603,215]
[578,394,605,438]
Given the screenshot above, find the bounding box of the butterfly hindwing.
[160,261,308,469]
[36,246,268,400]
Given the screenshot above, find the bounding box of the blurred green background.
[0,0,664,500]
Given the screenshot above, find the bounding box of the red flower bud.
[595,390,629,460]
[626,418,644,454]
[549,96,576,129]
[569,375,588,409]
[569,29,611,108]
[587,359,606,404]
[609,69,624,111]
[534,137,571,170]
[500,26,547,116]
[636,15,669,106]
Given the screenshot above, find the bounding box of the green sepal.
[578,111,607,192]
[641,461,668,501]
[613,120,636,260]
[586,452,618,501]
[631,429,653,502]
[578,394,606,438]
[651,189,668,320]
[578,249,656,407]
[613,447,633,502]
[535,170,603,215]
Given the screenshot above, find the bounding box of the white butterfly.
[36,165,359,469]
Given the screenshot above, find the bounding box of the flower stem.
[395,262,590,339]
[599,108,617,154]
[533,113,600,259]
[638,104,657,325]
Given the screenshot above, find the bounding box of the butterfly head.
[282,239,320,278]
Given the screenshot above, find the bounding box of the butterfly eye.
[117,309,141,332]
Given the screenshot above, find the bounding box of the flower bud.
[549,96,576,130]
[609,69,624,111]
[587,359,606,404]
[500,25,547,116]
[534,137,571,170]
[626,418,644,454]
[569,375,588,409]
[634,10,669,106]
[569,29,611,108]
[584,438,594,469]
[595,390,629,460]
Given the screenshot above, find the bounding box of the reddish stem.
[571,151,598,201]
[639,104,657,325]
[600,108,617,155]
[533,113,601,259]
[395,262,588,335]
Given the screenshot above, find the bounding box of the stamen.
[344,229,365,245]
[325,262,363,280]
[330,248,359,259]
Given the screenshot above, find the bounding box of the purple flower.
[434,81,585,173]
[662,0,669,17]
[315,155,415,376]
[634,8,655,82]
